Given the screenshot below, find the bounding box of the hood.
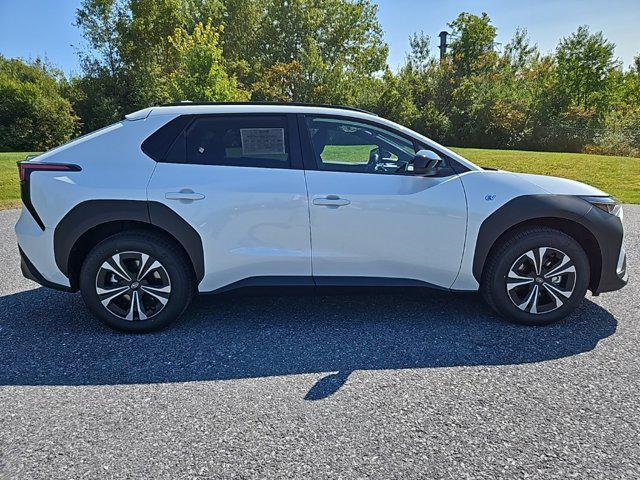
[509,172,609,197]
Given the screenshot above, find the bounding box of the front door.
[301,115,467,289]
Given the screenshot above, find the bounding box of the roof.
[161,101,376,115]
[124,103,378,121]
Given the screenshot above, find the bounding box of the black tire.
[79,231,195,332]
[481,227,590,326]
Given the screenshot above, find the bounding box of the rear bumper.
[19,247,74,292]
[15,207,73,291]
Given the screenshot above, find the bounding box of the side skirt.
[201,276,467,296]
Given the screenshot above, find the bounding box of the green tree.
[623,54,640,106]
[448,12,498,77]
[73,0,388,127]
[556,26,619,110]
[216,0,265,87]
[121,0,208,106]
[253,0,388,103]
[167,21,247,101]
[373,68,418,127]
[503,28,538,71]
[594,108,640,157]
[74,0,132,129]
[392,34,453,142]
[0,57,78,151]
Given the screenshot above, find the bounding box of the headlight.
[581,196,623,218]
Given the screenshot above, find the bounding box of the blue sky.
[1,0,639,75]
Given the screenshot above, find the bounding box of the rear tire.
[481,227,590,325]
[79,231,195,332]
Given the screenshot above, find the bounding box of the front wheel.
[79,231,195,332]
[481,227,590,325]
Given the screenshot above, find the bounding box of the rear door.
[300,114,467,288]
[147,114,312,292]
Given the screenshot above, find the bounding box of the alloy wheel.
[95,251,171,321]
[506,247,577,315]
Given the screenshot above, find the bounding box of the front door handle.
[313,195,351,207]
[165,190,206,201]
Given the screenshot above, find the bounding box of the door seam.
[449,173,469,289]
[302,169,316,283]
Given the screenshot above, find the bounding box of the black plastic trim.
[53,200,205,284]
[148,202,205,281]
[313,276,447,290]
[297,113,319,171]
[473,194,627,294]
[21,180,46,230]
[582,205,627,294]
[54,200,149,277]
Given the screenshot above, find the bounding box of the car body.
[15,103,628,331]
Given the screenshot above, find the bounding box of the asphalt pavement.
[1,206,638,479]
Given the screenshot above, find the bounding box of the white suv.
[15,103,628,332]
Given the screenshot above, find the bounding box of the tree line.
[1,0,639,156]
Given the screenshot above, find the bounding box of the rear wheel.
[481,227,590,325]
[80,231,195,332]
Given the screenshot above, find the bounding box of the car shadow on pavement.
[0,287,617,399]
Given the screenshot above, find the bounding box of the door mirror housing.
[412,150,443,176]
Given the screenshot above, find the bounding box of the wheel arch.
[473,195,602,292]
[54,200,204,290]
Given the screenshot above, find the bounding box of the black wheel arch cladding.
[53,200,205,286]
[473,194,624,294]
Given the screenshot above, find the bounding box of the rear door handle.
[313,195,351,207]
[165,190,206,201]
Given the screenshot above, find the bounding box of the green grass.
[0,148,638,208]
[452,147,640,204]
[0,152,38,209]
[321,144,376,163]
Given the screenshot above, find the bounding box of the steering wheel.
[367,147,410,174]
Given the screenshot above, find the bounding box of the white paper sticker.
[240,128,285,155]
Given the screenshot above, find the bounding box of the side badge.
[485,194,496,201]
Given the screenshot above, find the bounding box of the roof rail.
[159,101,377,116]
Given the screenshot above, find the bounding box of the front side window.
[304,116,417,174]
[167,115,291,168]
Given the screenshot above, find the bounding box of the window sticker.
[240,128,285,155]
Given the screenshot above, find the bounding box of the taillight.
[17,161,82,231]
[17,162,82,182]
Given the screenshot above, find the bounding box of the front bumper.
[593,243,627,294]
[584,206,628,295]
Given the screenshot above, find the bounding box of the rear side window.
[164,115,291,169]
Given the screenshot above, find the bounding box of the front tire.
[79,231,195,332]
[481,227,590,325]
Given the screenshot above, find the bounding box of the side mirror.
[412,149,443,176]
